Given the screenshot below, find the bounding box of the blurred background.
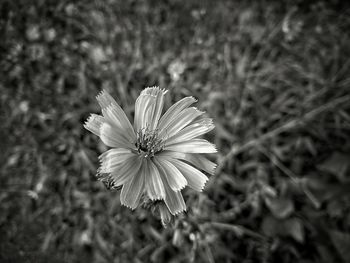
[1,0,350,262]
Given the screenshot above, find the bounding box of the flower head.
[84,87,216,218]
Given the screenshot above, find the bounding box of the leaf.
[317,152,350,182]
[284,218,304,243]
[330,230,350,263]
[305,176,350,203]
[262,216,304,243]
[264,196,294,219]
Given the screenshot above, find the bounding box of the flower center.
[135,128,163,158]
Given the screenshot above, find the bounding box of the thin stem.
[258,146,321,208]
[204,222,265,240]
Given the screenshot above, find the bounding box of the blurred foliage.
[1,0,350,262]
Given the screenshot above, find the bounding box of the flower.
[84,87,216,216]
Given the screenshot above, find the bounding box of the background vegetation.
[1,0,350,262]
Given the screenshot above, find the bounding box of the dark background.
[1,0,350,262]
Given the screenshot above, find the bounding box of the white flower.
[84,87,216,215]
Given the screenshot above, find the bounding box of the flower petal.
[157,151,216,175]
[97,90,136,140]
[109,156,142,186]
[158,203,172,227]
[149,88,167,130]
[100,122,134,149]
[159,107,204,139]
[96,90,117,109]
[158,96,197,132]
[164,118,214,145]
[163,183,186,215]
[164,139,217,153]
[145,160,165,200]
[155,162,186,215]
[155,157,187,191]
[168,159,208,192]
[84,114,104,136]
[134,87,167,132]
[183,154,217,175]
[120,159,145,209]
[98,149,134,173]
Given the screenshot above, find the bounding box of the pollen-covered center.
[136,128,163,158]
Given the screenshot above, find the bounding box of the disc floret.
[136,127,163,158]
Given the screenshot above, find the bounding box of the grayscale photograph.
[1,0,350,262]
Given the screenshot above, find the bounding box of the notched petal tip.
[199,178,209,192]
[149,196,164,202]
[121,202,137,210]
[143,86,167,94]
[196,173,209,192]
[84,114,104,136]
[96,90,104,99]
[172,207,186,216]
[95,90,105,101]
[170,183,187,192]
[96,89,109,99]
[96,90,117,110]
[140,86,168,99]
[187,96,198,103]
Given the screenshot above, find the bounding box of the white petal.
[96,90,117,109]
[145,160,165,200]
[149,88,166,130]
[84,114,104,136]
[183,154,217,175]
[159,107,204,139]
[120,160,145,209]
[100,100,136,142]
[157,151,216,175]
[164,139,217,153]
[156,164,186,215]
[154,157,187,191]
[169,159,208,192]
[134,87,167,132]
[109,156,142,186]
[100,122,134,149]
[159,203,172,227]
[98,149,134,173]
[164,118,214,145]
[163,183,186,215]
[158,96,197,132]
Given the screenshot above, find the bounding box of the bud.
[159,203,172,227]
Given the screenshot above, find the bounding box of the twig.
[258,146,321,208]
[258,146,299,185]
[216,95,350,173]
[204,222,265,240]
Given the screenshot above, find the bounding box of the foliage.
[1,0,350,262]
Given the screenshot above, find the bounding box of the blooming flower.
[84,87,216,217]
